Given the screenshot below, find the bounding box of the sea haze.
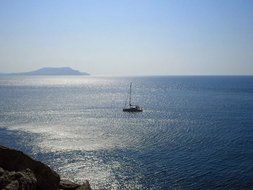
[0,76,252,190]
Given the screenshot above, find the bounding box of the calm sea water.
[0,76,252,189]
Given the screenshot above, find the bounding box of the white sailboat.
[123,82,143,112]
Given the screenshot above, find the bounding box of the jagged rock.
[0,145,92,190]
[0,145,60,190]
[4,180,19,190]
[76,181,92,190]
[0,167,37,190]
[59,179,81,190]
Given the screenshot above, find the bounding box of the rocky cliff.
[0,145,91,190]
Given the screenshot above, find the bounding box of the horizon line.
[0,73,252,77]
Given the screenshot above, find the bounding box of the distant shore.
[0,67,89,76]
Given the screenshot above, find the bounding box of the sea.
[0,76,252,190]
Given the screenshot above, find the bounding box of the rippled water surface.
[0,76,252,189]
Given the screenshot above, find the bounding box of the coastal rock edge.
[0,145,91,190]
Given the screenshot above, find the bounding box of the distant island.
[0,67,89,76]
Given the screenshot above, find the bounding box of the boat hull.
[123,108,143,112]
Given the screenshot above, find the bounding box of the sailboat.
[123,82,143,112]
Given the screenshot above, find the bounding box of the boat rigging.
[123,82,143,112]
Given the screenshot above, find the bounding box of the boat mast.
[129,82,132,106]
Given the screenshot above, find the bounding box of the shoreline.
[0,145,92,190]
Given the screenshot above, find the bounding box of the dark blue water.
[0,76,252,189]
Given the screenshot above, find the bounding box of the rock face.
[59,179,91,190]
[0,145,91,190]
[0,167,37,190]
[0,145,60,190]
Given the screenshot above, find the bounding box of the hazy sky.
[0,0,253,75]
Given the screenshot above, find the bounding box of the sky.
[0,0,253,75]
